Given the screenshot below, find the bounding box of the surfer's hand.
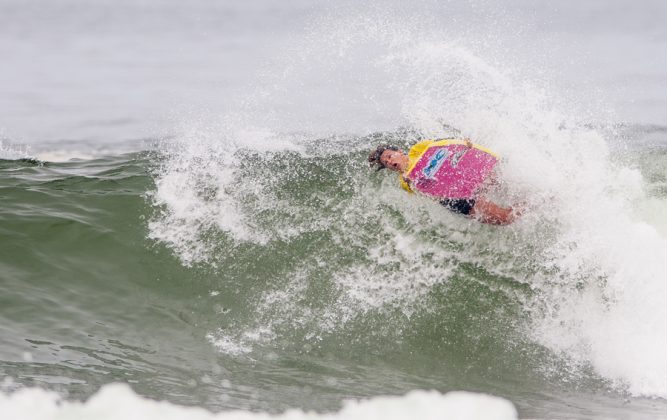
[464,138,473,148]
[470,196,518,225]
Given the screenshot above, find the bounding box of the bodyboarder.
[368,139,521,225]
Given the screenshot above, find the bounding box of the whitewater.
[2,0,667,419]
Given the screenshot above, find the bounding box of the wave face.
[3,130,666,419]
[147,10,667,405]
[2,4,667,420]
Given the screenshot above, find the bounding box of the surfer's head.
[368,145,408,172]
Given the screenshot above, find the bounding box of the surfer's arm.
[399,175,413,193]
[470,197,519,225]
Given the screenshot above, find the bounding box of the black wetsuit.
[440,198,476,215]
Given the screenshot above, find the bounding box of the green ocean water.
[3,0,667,417]
[2,127,667,418]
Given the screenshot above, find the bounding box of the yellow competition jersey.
[399,140,433,193]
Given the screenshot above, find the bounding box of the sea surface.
[2,1,667,419]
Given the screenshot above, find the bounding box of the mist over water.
[1,0,666,147]
[2,0,667,419]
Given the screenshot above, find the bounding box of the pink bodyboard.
[406,144,497,199]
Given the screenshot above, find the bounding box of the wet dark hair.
[368,144,400,171]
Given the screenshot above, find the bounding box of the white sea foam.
[0,384,517,420]
[337,18,667,399]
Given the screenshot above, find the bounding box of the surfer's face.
[380,150,408,172]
